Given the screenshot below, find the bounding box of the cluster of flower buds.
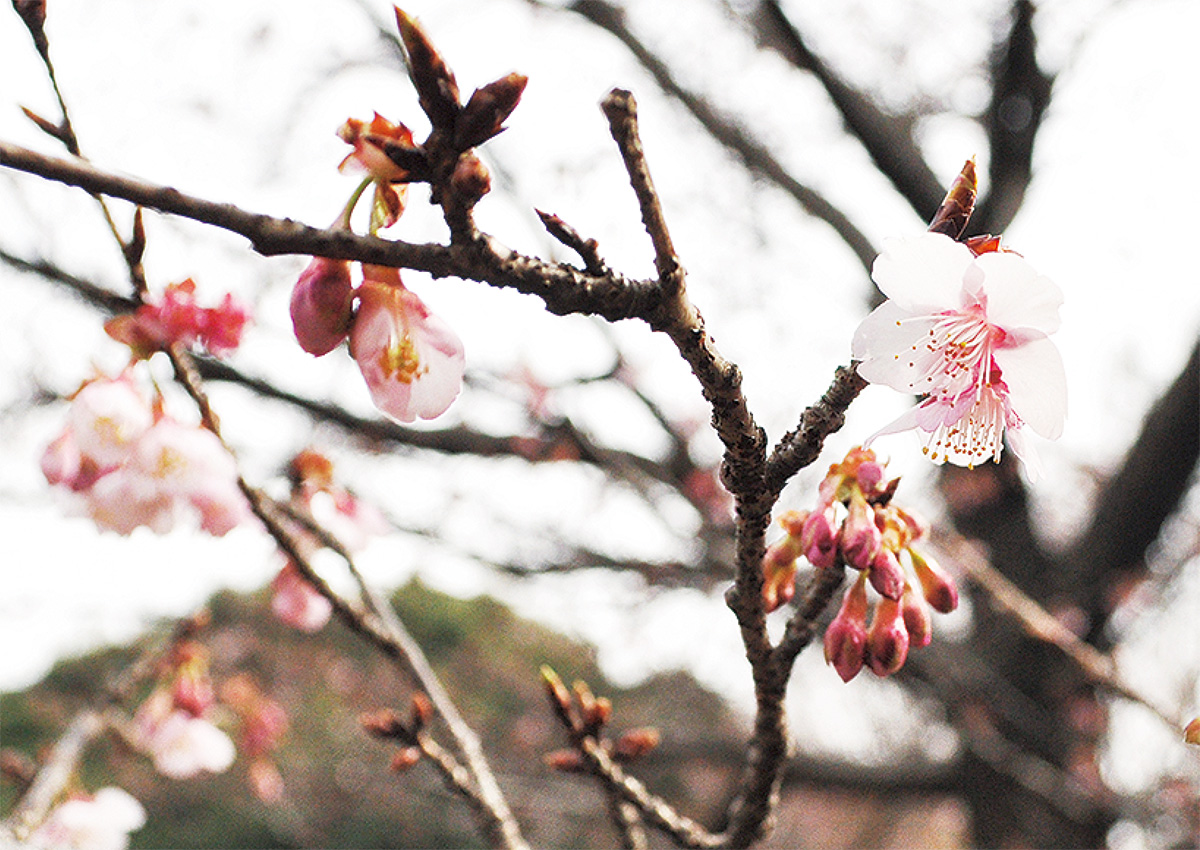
[105,279,250,359]
[41,374,250,536]
[28,786,146,850]
[359,693,435,773]
[540,666,660,773]
[762,447,958,681]
[131,640,237,779]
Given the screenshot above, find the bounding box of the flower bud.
[867,547,905,601]
[544,749,586,773]
[614,728,660,762]
[866,596,910,677]
[1185,717,1200,746]
[449,153,491,202]
[839,491,882,571]
[824,576,869,682]
[909,549,959,614]
[900,584,933,649]
[801,508,839,569]
[290,257,354,356]
[391,746,422,772]
[410,693,434,729]
[762,536,799,613]
[360,709,406,739]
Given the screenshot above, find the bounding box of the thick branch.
[0,141,660,322]
[748,0,944,221]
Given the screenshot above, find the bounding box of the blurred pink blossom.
[30,787,146,850]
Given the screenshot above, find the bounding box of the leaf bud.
[614,727,661,762]
[394,7,461,132]
[455,73,529,150]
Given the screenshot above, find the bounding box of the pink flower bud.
[866,596,910,677]
[910,548,959,614]
[350,267,465,423]
[290,257,354,356]
[801,508,839,569]
[824,576,869,682]
[855,459,886,494]
[839,492,882,571]
[867,547,905,601]
[900,583,933,649]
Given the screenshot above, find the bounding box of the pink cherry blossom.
[44,378,250,536]
[30,787,146,850]
[349,265,465,423]
[104,279,250,357]
[270,560,332,632]
[134,691,236,780]
[67,377,153,469]
[851,232,1066,478]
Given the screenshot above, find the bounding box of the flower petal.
[852,301,944,392]
[974,251,1063,335]
[870,233,974,312]
[993,335,1067,440]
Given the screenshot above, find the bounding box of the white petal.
[974,252,1063,335]
[1005,426,1043,482]
[852,302,944,392]
[870,233,974,312]
[993,335,1067,440]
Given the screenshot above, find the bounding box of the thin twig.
[936,532,1184,732]
[3,711,105,839]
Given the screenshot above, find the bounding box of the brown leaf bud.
[614,727,660,762]
[410,692,433,728]
[582,696,612,734]
[360,708,407,739]
[393,7,461,133]
[390,746,422,772]
[449,153,491,201]
[927,158,977,240]
[540,665,572,715]
[543,749,586,773]
[13,0,46,37]
[454,73,529,151]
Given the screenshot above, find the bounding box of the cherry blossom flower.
[30,787,146,850]
[43,377,249,536]
[66,377,153,470]
[338,113,422,229]
[349,265,465,423]
[851,232,1066,478]
[133,689,235,780]
[104,279,250,357]
[270,560,332,632]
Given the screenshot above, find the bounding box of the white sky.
[3,0,1200,811]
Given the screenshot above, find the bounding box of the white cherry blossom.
[852,232,1066,478]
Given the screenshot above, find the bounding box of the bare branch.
[550,0,878,273]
